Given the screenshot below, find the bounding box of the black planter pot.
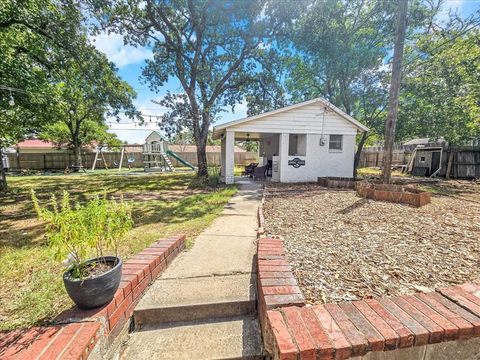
[63,256,122,309]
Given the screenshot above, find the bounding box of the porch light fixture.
[8,93,15,106]
[246,133,250,142]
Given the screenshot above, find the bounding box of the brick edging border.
[257,186,480,360]
[256,187,305,356]
[0,234,186,360]
[357,183,431,207]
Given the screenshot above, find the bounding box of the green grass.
[357,167,407,177]
[0,170,236,331]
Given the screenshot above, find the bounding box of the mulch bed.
[263,181,480,304]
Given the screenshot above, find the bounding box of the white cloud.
[91,32,153,68]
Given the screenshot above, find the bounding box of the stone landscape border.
[258,186,480,360]
[0,234,185,360]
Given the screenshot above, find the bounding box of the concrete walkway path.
[120,181,263,360]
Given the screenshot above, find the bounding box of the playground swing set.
[90,141,196,172]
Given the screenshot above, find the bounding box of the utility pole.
[382,0,408,184]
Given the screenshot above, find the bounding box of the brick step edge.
[265,281,480,360]
[256,187,306,358]
[0,234,186,360]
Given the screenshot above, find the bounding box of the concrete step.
[134,274,256,327]
[121,316,264,360]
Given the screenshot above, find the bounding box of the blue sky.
[93,0,479,144]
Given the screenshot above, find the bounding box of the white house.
[212,97,368,184]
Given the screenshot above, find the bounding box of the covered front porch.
[213,98,369,184]
[218,131,305,184]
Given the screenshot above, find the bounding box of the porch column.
[279,133,289,183]
[224,130,235,184]
[220,136,226,178]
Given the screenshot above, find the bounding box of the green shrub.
[31,190,133,278]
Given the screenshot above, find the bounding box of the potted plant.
[31,190,133,309]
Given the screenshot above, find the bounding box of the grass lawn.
[357,167,407,177]
[0,170,236,331]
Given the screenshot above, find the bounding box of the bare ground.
[263,180,480,304]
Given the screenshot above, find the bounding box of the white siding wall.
[229,104,357,136]
[222,102,361,183]
[278,134,356,182]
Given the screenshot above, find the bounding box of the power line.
[0,85,27,94]
[107,128,161,131]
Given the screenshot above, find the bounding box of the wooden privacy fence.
[359,146,480,179]
[5,151,258,171]
[359,150,412,168]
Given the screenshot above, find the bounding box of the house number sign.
[288,158,306,168]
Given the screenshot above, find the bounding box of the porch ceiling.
[216,131,278,141]
[234,131,261,141]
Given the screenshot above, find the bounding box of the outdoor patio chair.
[253,165,268,180]
[243,162,258,177]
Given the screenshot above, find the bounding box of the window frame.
[288,134,307,156]
[329,134,343,152]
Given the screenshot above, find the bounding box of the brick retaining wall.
[357,183,431,207]
[318,177,358,190]
[0,235,185,360]
[257,193,480,360]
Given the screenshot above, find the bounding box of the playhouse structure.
[143,131,195,172]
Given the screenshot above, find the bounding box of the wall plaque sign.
[288,158,306,168]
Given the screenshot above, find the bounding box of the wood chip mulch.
[263,181,480,304]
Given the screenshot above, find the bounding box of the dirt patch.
[263,181,480,304]
[67,261,115,280]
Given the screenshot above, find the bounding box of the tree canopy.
[39,42,137,167]
[0,0,137,190]
[398,28,480,144]
[87,0,299,176]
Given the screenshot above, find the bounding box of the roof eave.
[212,97,370,135]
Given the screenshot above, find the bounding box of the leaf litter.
[263,181,480,304]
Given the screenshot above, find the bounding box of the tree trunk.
[0,143,7,193]
[382,0,408,184]
[73,137,82,168]
[196,133,208,177]
[354,132,369,179]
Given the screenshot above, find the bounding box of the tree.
[397,28,480,145]
[41,120,122,154]
[40,43,137,168]
[0,0,87,191]
[171,129,195,152]
[285,0,397,177]
[382,0,408,184]
[285,0,442,178]
[87,0,296,177]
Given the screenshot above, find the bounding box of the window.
[329,135,343,151]
[288,134,307,156]
[420,156,426,163]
